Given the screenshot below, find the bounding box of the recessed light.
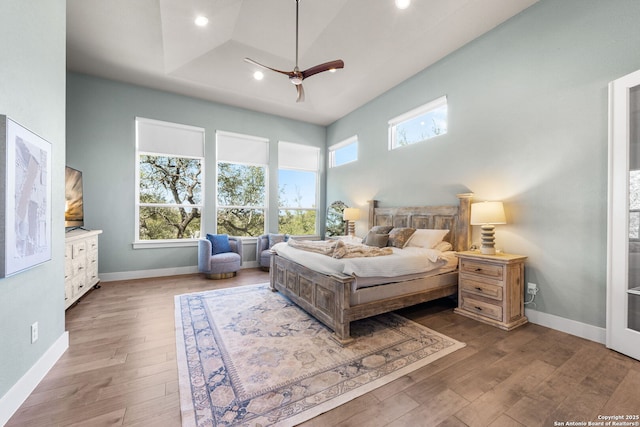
[195,15,209,27]
[253,71,264,81]
[395,0,410,10]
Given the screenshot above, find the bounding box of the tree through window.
[216,131,268,237]
[135,118,204,242]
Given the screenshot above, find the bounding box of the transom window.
[135,117,204,244]
[329,135,358,167]
[216,131,268,237]
[389,96,448,150]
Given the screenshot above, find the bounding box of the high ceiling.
[66,0,538,126]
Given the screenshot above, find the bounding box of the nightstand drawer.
[460,278,503,301]
[461,295,503,321]
[460,259,503,279]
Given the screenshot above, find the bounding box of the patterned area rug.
[174,283,465,427]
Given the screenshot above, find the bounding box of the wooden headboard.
[367,193,473,251]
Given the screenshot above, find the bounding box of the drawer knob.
[475,306,483,311]
[475,268,483,272]
[475,287,483,292]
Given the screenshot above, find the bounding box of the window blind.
[217,131,269,165]
[136,117,204,157]
[278,141,319,171]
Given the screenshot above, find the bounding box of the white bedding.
[271,241,456,278]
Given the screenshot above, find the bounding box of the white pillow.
[406,229,450,249]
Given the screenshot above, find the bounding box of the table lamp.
[470,201,506,255]
[343,208,361,237]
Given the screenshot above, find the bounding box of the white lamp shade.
[343,208,361,221]
[470,201,506,225]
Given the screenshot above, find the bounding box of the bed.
[269,193,473,344]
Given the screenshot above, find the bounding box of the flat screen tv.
[65,166,84,229]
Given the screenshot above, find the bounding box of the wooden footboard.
[269,253,458,345]
[270,253,355,344]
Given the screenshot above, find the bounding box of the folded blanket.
[287,239,392,259]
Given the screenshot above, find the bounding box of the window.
[389,96,448,150]
[216,131,268,237]
[135,118,204,244]
[329,135,358,167]
[278,141,319,235]
[630,170,640,240]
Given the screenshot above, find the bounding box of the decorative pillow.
[387,227,416,248]
[268,233,286,248]
[434,241,453,252]
[368,225,394,235]
[363,231,389,248]
[406,229,450,249]
[207,233,232,255]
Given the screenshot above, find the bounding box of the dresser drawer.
[460,277,503,301]
[86,236,99,254]
[460,259,503,279]
[461,294,503,322]
[72,240,87,259]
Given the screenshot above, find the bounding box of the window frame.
[329,135,358,167]
[388,95,448,150]
[134,117,205,248]
[278,141,320,236]
[216,131,269,237]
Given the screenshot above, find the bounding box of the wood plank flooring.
[6,269,640,426]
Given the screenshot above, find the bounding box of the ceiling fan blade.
[244,57,293,77]
[301,59,345,80]
[296,84,305,103]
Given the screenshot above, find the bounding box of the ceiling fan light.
[395,0,411,10]
[290,76,303,85]
[194,15,209,26]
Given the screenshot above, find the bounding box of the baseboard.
[100,263,259,282]
[525,308,606,344]
[100,265,199,282]
[0,331,69,426]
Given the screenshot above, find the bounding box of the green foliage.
[279,210,317,235]
[139,207,201,239]
[217,163,266,236]
[217,208,265,237]
[325,201,347,237]
[139,155,202,240]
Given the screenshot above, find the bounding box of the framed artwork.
[0,115,52,277]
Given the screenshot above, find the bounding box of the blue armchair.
[198,235,243,279]
[256,234,287,270]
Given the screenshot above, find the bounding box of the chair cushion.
[209,252,241,274]
[207,233,232,255]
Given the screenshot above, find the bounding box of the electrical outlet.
[31,322,38,344]
[527,283,538,295]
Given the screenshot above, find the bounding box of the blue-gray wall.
[327,0,640,329]
[66,1,640,330]
[0,0,66,401]
[66,74,326,274]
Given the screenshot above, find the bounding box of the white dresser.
[64,229,102,309]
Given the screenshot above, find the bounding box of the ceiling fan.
[244,0,344,103]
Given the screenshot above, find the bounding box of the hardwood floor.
[7,269,640,426]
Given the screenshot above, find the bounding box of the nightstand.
[454,251,528,331]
